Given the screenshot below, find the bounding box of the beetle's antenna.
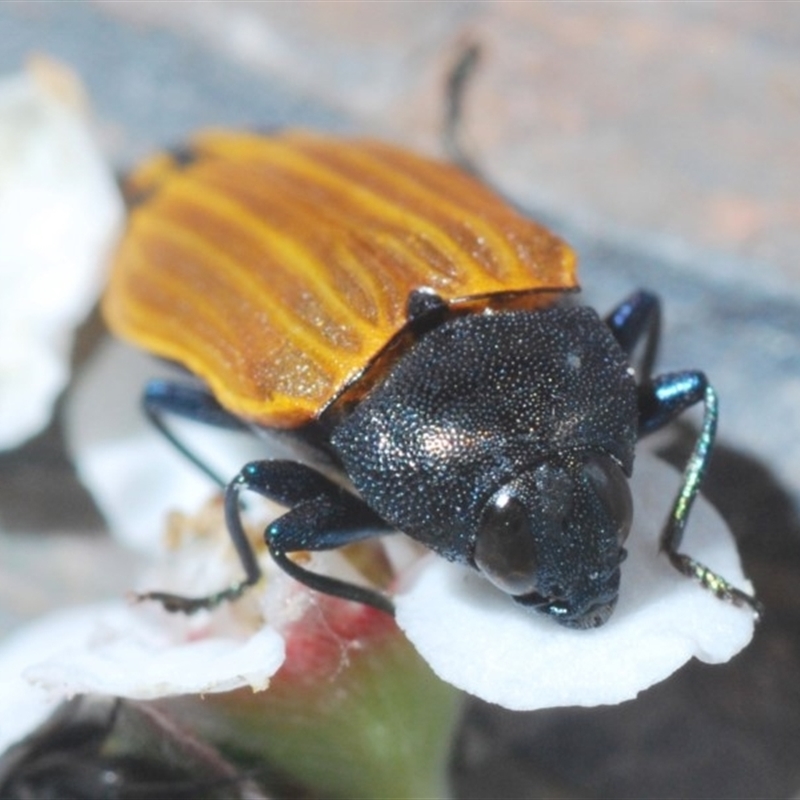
[443,40,482,174]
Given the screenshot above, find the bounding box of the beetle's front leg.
[638,372,762,617]
[231,461,396,615]
[137,460,395,615]
[143,378,251,488]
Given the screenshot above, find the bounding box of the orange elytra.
[103,129,578,428]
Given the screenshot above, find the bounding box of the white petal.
[0,60,123,450]
[18,602,284,703]
[395,452,755,710]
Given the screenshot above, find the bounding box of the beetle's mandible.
[103,129,760,629]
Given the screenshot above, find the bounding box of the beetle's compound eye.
[582,453,633,546]
[474,491,539,596]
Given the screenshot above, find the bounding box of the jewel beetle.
[103,129,759,629]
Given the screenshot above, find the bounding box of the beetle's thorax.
[330,305,638,565]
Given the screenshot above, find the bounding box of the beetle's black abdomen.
[331,306,638,563]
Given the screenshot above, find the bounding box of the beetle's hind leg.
[637,371,762,618]
[442,40,482,172]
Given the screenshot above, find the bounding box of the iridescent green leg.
[639,374,762,618]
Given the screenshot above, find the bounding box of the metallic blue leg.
[143,379,249,488]
[137,460,395,615]
[605,289,661,380]
[231,461,395,615]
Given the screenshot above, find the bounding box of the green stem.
[166,605,463,799]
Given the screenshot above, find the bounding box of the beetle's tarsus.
[663,551,763,621]
[130,580,252,615]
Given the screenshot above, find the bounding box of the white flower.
[0,58,123,450]
[0,335,754,749]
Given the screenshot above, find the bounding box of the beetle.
[103,129,759,629]
[0,696,264,798]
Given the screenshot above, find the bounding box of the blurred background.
[0,2,799,797]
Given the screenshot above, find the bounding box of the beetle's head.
[471,452,632,629]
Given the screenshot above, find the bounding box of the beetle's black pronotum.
[104,123,759,629]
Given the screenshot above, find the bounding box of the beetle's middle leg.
[143,378,251,489]
[604,289,661,381]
